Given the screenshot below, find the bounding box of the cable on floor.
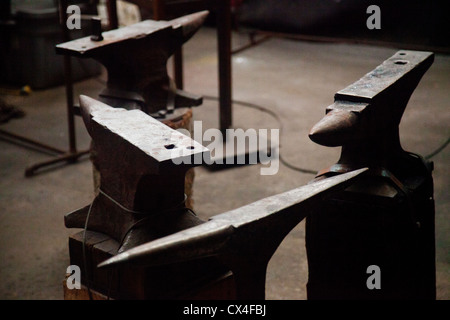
[202,95,318,175]
[425,137,450,160]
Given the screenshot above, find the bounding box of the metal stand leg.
[14,0,91,177]
[217,0,232,133]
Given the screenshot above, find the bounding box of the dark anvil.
[56,11,209,115]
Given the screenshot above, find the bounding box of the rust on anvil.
[309,50,434,172]
[97,168,367,299]
[55,11,209,114]
[64,95,208,252]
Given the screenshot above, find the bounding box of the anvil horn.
[98,168,368,299]
[308,102,364,147]
[170,11,210,44]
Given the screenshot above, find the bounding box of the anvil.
[65,95,208,253]
[306,50,436,299]
[97,168,367,299]
[309,50,434,177]
[56,11,209,116]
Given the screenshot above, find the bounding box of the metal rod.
[59,0,76,154]
[217,0,233,133]
[106,0,119,29]
[25,150,90,177]
[152,0,183,90]
[63,55,77,154]
[152,0,165,21]
[0,129,66,155]
[173,48,184,89]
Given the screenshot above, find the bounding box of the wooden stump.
[64,230,235,300]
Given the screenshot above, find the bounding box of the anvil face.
[81,95,208,172]
[57,20,172,54]
[335,51,434,103]
[56,11,208,57]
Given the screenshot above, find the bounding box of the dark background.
[235,0,449,52]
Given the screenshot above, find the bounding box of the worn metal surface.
[56,11,208,115]
[65,96,207,253]
[98,168,367,299]
[307,50,436,299]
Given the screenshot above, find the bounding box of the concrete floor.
[0,27,448,300]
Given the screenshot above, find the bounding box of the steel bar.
[152,0,184,89]
[106,0,119,29]
[217,0,233,133]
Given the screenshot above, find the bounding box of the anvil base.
[64,231,236,300]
